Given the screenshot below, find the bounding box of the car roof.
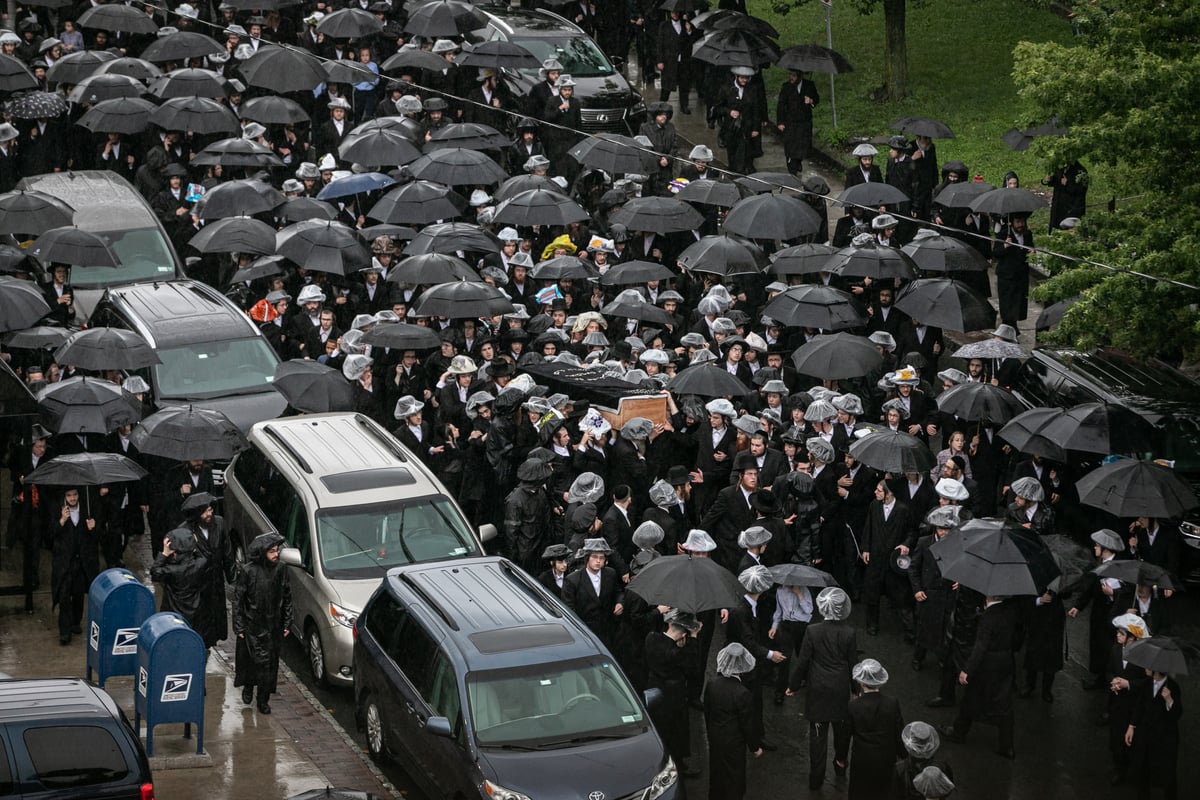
[477,6,581,37]
[1034,347,1200,417]
[17,171,158,232]
[104,279,261,348]
[0,678,121,724]
[384,557,597,671]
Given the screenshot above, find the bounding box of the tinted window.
[364,592,436,690]
[0,735,12,794]
[1014,359,1062,407]
[71,227,177,286]
[153,337,278,400]
[425,651,465,744]
[512,36,613,78]
[24,725,129,788]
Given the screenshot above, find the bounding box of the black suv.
[353,556,678,800]
[471,7,648,134]
[0,678,155,799]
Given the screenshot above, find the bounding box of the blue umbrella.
[316,172,396,201]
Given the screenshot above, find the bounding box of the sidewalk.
[0,530,397,799]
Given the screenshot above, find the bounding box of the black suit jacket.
[562,566,623,643]
[863,500,914,560]
[701,484,757,566]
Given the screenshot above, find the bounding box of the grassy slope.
[748,0,1094,197]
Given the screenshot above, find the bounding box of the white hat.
[554,74,576,88]
[446,354,477,374]
[122,375,150,394]
[831,393,863,415]
[806,437,835,464]
[738,564,773,594]
[497,226,520,242]
[682,528,717,553]
[342,354,373,381]
[1112,613,1149,640]
[1011,476,1044,502]
[869,331,896,352]
[716,642,756,677]
[925,505,961,529]
[469,189,492,207]
[567,472,606,504]
[639,348,669,365]
[0,123,17,142]
[852,658,889,687]
[317,153,338,171]
[871,213,899,230]
[649,479,676,508]
[852,143,878,157]
[242,122,266,140]
[176,4,199,18]
[705,398,735,417]
[297,285,326,304]
[632,520,664,549]
[934,478,970,502]
[1090,528,1125,553]
[431,39,458,54]
[737,526,772,549]
[577,408,612,437]
[393,395,425,419]
[688,144,713,161]
[816,586,851,621]
[902,721,940,759]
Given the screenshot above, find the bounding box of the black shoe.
[70,625,82,635]
[939,725,965,743]
[994,747,1015,760]
[257,702,271,715]
[242,686,253,705]
[833,760,847,776]
[773,692,785,706]
[1017,685,1034,698]
[760,740,778,752]
[1081,676,1104,691]
[680,107,691,115]
[866,626,878,636]
[903,633,915,644]
[925,696,955,708]
[706,120,715,130]
[59,634,71,646]
[911,659,923,672]
[1042,690,1054,703]
[680,759,701,778]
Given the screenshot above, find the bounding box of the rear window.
[23,725,129,789]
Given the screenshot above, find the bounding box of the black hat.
[549,298,568,312]
[666,465,692,486]
[516,116,539,131]
[181,491,215,516]
[501,328,530,344]
[732,450,758,472]
[648,101,673,119]
[439,327,463,346]
[423,97,448,112]
[611,340,633,360]
[542,543,571,560]
[163,163,188,178]
[749,489,781,516]
[486,358,514,377]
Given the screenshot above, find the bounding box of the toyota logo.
[588,793,605,800]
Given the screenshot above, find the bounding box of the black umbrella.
[835,182,911,208]
[8,91,68,120]
[387,253,480,285]
[239,46,326,94]
[240,95,310,125]
[78,3,160,33]
[276,197,338,223]
[1038,402,1156,455]
[25,452,148,486]
[1075,459,1199,518]
[600,293,676,324]
[849,429,935,474]
[36,376,143,434]
[791,332,881,379]
[775,43,853,74]
[826,239,918,281]
[569,133,652,174]
[316,8,383,38]
[768,243,837,276]
[362,323,443,350]
[609,196,704,235]
[932,181,995,209]
[403,0,479,37]
[767,563,838,588]
[381,48,450,74]
[425,123,511,152]
[198,180,282,219]
[659,0,700,11]
[996,407,1068,461]
[67,73,145,105]
[189,217,277,256]
[77,97,157,135]
[598,260,675,286]
[140,31,224,63]
[0,279,53,333]
[151,68,226,99]
[95,57,162,82]
[1095,560,1181,593]
[0,244,31,274]
[0,358,37,415]
[0,54,36,92]
[369,181,465,225]
[150,96,240,135]
[0,191,74,235]
[2,325,72,350]
[45,50,116,85]
[322,59,380,86]
[30,227,118,267]
[1002,118,1068,152]
[273,360,356,414]
[230,254,286,284]
[735,171,806,194]
[675,179,745,207]
[130,405,246,462]
[1036,296,1081,332]
[931,520,1041,596]
[1000,128,1035,152]
[408,148,508,186]
[935,382,1025,424]
[950,338,1029,361]
[892,116,955,139]
[339,128,422,167]
[677,235,765,276]
[55,327,160,370]
[455,40,540,69]
[761,285,866,331]
[723,193,822,241]
[626,554,745,613]
[902,232,990,272]
[412,281,514,318]
[494,189,590,227]
[404,222,501,255]
[1123,636,1192,676]
[192,138,283,169]
[665,364,753,398]
[531,256,598,282]
[691,29,781,67]
[969,187,1045,216]
[494,174,561,202]
[698,9,780,38]
[893,278,995,332]
[276,221,371,276]
[360,224,417,242]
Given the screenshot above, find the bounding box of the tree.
[1011,0,1200,362]
[771,0,912,101]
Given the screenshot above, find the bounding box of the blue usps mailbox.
[86,568,156,688]
[133,612,206,756]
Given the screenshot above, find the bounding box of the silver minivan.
[223,413,496,686]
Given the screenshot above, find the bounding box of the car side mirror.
[610,55,625,70]
[425,716,453,738]
[478,523,498,543]
[279,546,302,567]
[643,688,663,710]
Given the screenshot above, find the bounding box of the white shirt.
[1153,675,1167,699]
[69,507,80,525]
[711,426,725,448]
[882,499,895,521]
[587,568,602,596]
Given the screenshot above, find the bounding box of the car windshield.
[153,337,278,400]
[468,657,646,748]
[69,227,179,287]
[512,35,613,78]
[316,496,479,579]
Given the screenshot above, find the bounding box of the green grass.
[748,0,1099,198]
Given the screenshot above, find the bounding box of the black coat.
[992,224,1034,323]
[848,692,906,800]
[701,483,756,569]
[790,619,857,722]
[909,533,955,653]
[844,163,883,188]
[961,599,1019,722]
[776,78,819,160]
[50,510,99,608]
[561,566,623,646]
[150,549,209,627]
[704,674,758,800]
[190,515,236,648]
[1128,676,1182,785]
[232,534,293,694]
[644,630,700,762]
[655,18,696,92]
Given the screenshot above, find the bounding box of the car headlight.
[647,757,677,799]
[631,100,647,116]
[484,780,531,800]
[329,602,358,628]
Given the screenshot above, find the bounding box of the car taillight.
[140,782,155,800]
[352,618,358,641]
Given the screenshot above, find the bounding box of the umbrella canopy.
[239,45,326,94]
[761,284,866,331]
[776,43,853,74]
[691,29,781,67]
[677,235,765,276]
[230,254,285,284]
[30,226,118,267]
[54,327,160,370]
[935,382,1025,424]
[931,519,1041,596]
[1074,459,1198,518]
[598,260,675,286]
[276,197,338,223]
[1036,296,1081,332]
[67,73,146,105]
[665,364,753,398]
[140,31,224,63]
[600,294,675,324]
[902,232,991,273]
[932,181,996,209]
[197,180,281,219]
[723,193,823,240]
[77,97,157,134]
[826,240,918,281]
[369,181,466,225]
[46,50,116,85]
[273,360,355,413]
[240,95,310,125]
[1002,118,1068,152]
[1037,402,1156,455]
[700,9,780,38]
[276,221,370,276]
[317,8,384,38]
[362,322,443,350]
[494,189,590,227]
[130,405,246,462]
[892,116,955,139]
[997,407,1069,461]
[403,0,479,37]
[151,68,226,99]
[316,172,397,201]
[531,256,598,282]
[768,243,837,276]
[189,217,278,256]
[1123,636,1191,676]
[950,338,1029,360]
[2,325,72,350]
[836,182,911,208]
[0,191,74,236]
[626,554,745,613]
[78,3,159,33]
[24,452,148,486]
[0,54,36,92]
[339,128,422,167]
[8,91,68,120]
[425,123,511,152]
[387,253,480,285]
[767,563,838,588]
[494,174,561,202]
[610,196,704,235]
[95,57,162,82]
[735,171,806,194]
[893,278,996,332]
[360,224,417,242]
[455,40,540,69]
[37,376,142,434]
[0,244,31,274]
[675,179,745,207]
[413,281,514,318]
[849,429,935,474]
[791,332,881,379]
[381,47,450,74]
[322,59,380,85]
[192,137,283,169]
[404,222,501,255]
[150,96,240,135]
[970,187,1045,216]
[569,133,652,174]
[0,279,53,333]
[407,148,508,186]
[1095,560,1180,593]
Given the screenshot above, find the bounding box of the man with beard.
[182,493,237,653]
[51,488,100,645]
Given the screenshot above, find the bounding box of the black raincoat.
[233,532,292,695]
[150,527,210,629]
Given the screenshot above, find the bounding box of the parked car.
[0,677,155,799]
[17,171,186,323]
[354,556,678,800]
[224,412,496,687]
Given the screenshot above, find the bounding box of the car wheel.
[363,698,387,764]
[306,622,328,687]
